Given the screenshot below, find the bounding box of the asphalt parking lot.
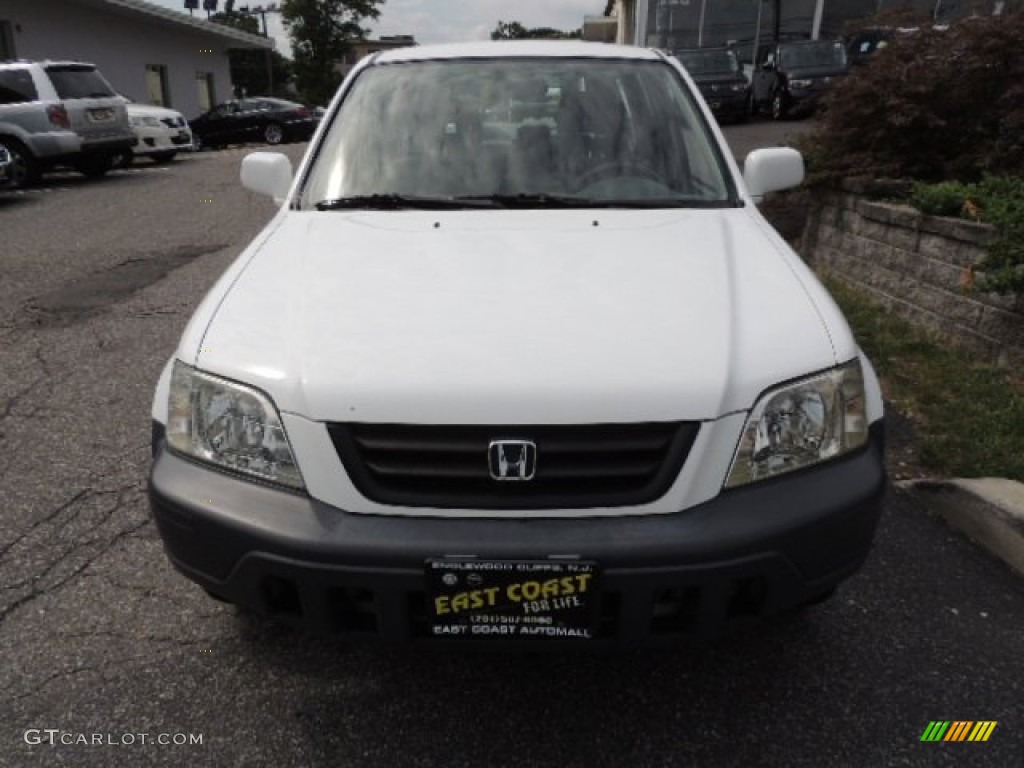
[1,132,1022,767]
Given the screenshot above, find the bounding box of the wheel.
[192,135,204,152]
[574,160,664,190]
[747,92,759,118]
[204,587,233,604]
[736,93,751,123]
[771,91,788,121]
[74,154,114,178]
[802,586,837,607]
[111,152,133,169]
[0,138,41,188]
[150,152,177,164]
[263,122,284,145]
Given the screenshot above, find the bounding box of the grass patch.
[826,279,1024,481]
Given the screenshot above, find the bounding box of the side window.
[0,68,39,104]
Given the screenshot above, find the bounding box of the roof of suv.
[0,60,98,69]
[374,41,661,65]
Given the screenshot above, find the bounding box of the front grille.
[327,422,699,509]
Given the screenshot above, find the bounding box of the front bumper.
[132,126,193,155]
[701,90,749,121]
[149,422,886,648]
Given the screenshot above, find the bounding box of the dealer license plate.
[89,108,115,122]
[426,559,598,640]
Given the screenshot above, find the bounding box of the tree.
[491,20,582,40]
[210,10,293,98]
[281,0,383,106]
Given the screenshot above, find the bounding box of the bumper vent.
[327,422,699,510]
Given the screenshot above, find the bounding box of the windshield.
[45,66,117,99]
[779,42,847,70]
[677,50,741,76]
[302,58,734,209]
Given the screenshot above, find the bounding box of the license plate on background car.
[426,559,598,640]
[89,108,114,122]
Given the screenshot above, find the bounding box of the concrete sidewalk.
[898,478,1024,576]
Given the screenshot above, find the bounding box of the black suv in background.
[750,39,849,120]
[674,47,750,123]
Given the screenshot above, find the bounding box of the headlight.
[788,78,814,89]
[729,83,748,92]
[725,360,868,488]
[167,361,305,489]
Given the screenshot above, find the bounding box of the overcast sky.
[148,0,603,50]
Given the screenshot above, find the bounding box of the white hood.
[125,102,183,121]
[193,208,845,424]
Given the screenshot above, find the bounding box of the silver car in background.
[0,60,133,186]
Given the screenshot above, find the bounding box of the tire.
[192,135,204,152]
[263,122,284,145]
[111,152,133,169]
[802,586,837,607]
[151,151,177,164]
[204,588,233,604]
[771,91,788,121]
[74,154,114,179]
[736,94,751,123]
[1,138,42,189]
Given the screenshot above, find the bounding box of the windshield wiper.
[315,194,497,211]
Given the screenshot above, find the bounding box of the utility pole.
[238,4,281,95]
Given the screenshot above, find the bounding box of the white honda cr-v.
[149,41,886,648]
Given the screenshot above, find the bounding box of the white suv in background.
[0,60,133,186]
[122,101,193,165]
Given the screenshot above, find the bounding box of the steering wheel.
[574,160,665,190]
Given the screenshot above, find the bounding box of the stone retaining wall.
[802,187,1024,368]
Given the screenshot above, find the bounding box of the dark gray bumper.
[148,422,886,647]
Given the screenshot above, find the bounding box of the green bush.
[906,176,1024,294]
[908,180,973,217]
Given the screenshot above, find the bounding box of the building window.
[0,20,15,60]
[196,72,216,112]
[146,64,170,106]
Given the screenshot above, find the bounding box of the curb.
[897,478,1024,576]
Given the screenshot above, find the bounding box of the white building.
[0,0,272,118]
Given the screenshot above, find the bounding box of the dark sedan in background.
[674,47,750,123]
[751,39,849,120]
[189,97,316,150]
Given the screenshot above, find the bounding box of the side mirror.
[241,151,293,204]
[743,147,805,201]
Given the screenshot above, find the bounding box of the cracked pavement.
[1,135,1022,768]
